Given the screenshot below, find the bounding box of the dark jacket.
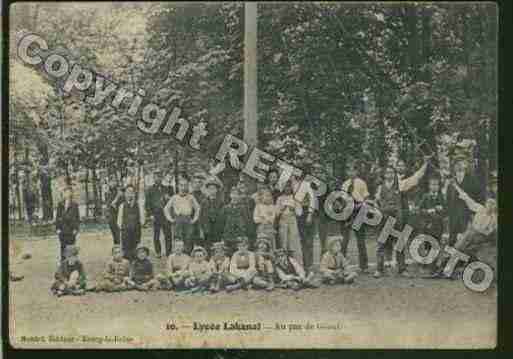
[199,195,226,238]
[130,258,154,284]
[145,183,173,217]
[24,188,38,210]
[446,174,482,234]
[105,186,123,222]
[55,200,80,235]
[418,191,446,237]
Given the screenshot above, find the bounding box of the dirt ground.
[9,227,497,349]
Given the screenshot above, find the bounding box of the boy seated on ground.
[228,236,257,292]
[126,246,160,291]
[252,235,275,291]
[51,245,87,297]
[184,245,212,292]
[95,245,130,292]
[273,248,319,290]
[158,239,191,291]
[208,241,238,293]
[320,236,357,285]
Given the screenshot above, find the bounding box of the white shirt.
[341,177,370,203]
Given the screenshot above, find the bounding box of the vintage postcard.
[6,1,497,349]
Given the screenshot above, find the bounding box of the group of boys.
[51,234,357,296]
[50,155,497,296]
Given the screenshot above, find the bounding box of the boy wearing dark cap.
[199,178,226,247]
[51,245,87,296]
[126,246,159,291]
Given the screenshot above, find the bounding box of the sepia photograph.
[6,1,497,349]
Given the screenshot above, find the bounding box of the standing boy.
[164,177,201,253]
[223,182,254,252]
[199,178,226,247]
[292,170,317,272]
[339,161,370,274]
[191,173,206,239]
[374,158,428,278]
[55,186,80,262]
[418,176,446,240]
[146,170,173,258]
[446,156,482,246]
[105,176,124,245]
[24,181,38,225]
[118,185,146,261]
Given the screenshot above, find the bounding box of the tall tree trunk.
[92,167,101,219]
[15,167,23,220]
[462,9,473,98]
[38,142,54,220]
[136,163,142,199]
[405,4,419,81]
[85,169,90,218]
[475,127,488,200]
[65,162,72,186]
[174,149,179,189]
[421,7,432,82]
[486,4,497,173]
